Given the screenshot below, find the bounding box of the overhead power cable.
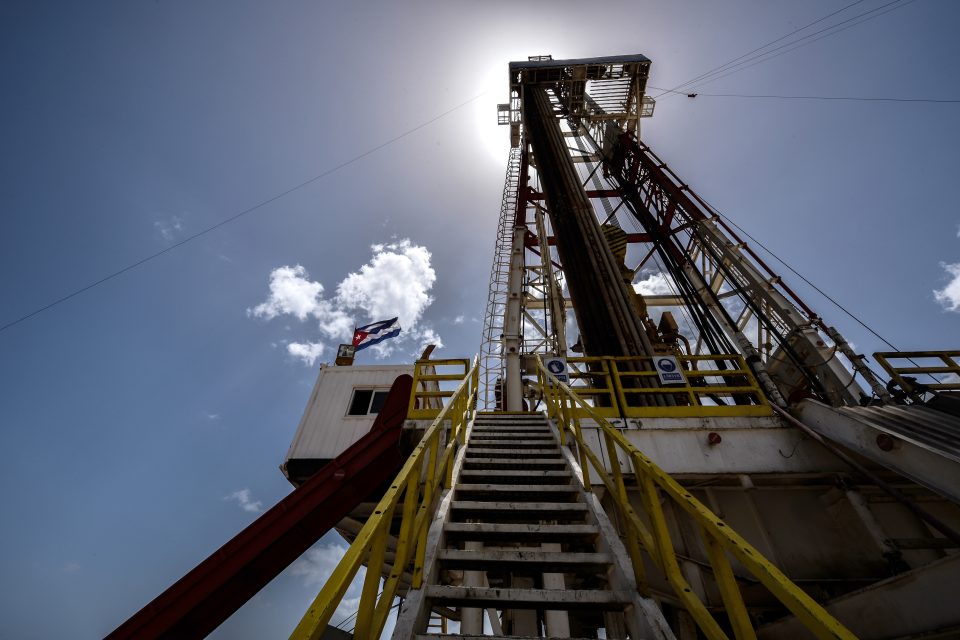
[0,91,487,335]
[671,0,920,93]
[648,86,960,104]
[653,0,869,99]
[654,0,920,100]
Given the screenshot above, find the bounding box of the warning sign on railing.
[543,356,569,384]
[654,355,686,385]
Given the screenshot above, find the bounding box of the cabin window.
[347,388,391,416]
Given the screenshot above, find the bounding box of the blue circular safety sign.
[657,358,677,372]
[547,360,565,374]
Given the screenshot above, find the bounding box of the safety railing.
[563,355,772,418]
[874,350,960,393]
[565,356,621,418]
[536,357,855,640]
[408,358,472,420]
[292,357,479,640]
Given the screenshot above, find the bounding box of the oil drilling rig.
[109,54,960,640]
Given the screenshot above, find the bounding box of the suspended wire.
[653,0,869,99]
[648,86,960,104]
[0,91,488,335]
[654,0,920,100]
[674,0,920,94]
[697,198,901,352]
[700,201,950,389]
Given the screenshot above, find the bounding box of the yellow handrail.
[563,354,772,418]
[874,350,960,393]
[291,357,479,640]
[535,356,855,640]
[408,358,472,420]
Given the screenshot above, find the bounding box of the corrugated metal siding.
[837,404,960,463]
[285,364,413,461]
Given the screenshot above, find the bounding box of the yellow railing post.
[603,428,647,587]
[414,430,440,588]
[353,502,394,639]
[700,525,756,640]
[638,474,727,640]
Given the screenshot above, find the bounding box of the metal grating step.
[471,421,551,427]
[475,412,546,418]
[458,469,573,485]
[424,585,632,611]
[468,435,556,443]
[451,500,589,523]
[466,447,562,459]
[416,635,598,640]
[463,458,567,471]
[443,522,600,544]
[437,549,612,573]
[470,425,552,432]
[455,484,579,502]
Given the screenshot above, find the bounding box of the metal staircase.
[291,359,854,640]
[395,412,675,639]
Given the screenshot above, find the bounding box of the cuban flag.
[352,317,401,351]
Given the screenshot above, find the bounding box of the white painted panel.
[285,364,413,462]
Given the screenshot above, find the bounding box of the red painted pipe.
[106,374,413,639]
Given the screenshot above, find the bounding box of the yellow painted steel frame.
[407,358,471,420]
[291,358,479,640]
[874,350,960,393]
[536,357,856,640]
[565,356,621,419]
[564,355,772,419]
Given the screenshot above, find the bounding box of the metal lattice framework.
[490,54,885,408]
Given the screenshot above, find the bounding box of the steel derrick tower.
[110,54,960,640]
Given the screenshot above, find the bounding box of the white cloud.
[224,488,262,513]
[453,315,465,324]
[934,262,960,312]
[62,562,81,574]
[411,327,444,353]
[250,240,441,363]
[249,265,324,321]
[336,239,436,330]
[633,272,673,296]
[204,412,220,421]
[154,216,183,241]
[290,543,349,587]
[287,341,324,365]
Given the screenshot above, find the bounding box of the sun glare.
[472,62,512,166]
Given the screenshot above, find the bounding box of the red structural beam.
[106,375,414,640]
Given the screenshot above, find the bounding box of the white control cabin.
[282,363,412,485]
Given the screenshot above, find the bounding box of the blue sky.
[1,1,958,638]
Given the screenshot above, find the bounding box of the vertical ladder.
[479,147,522,410]
[394,412,675,639]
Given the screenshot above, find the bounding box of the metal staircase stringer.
[392,414,476,639]
[547,414,677,640]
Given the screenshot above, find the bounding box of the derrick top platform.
[500,53,654,146]
[507,53,651,80]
